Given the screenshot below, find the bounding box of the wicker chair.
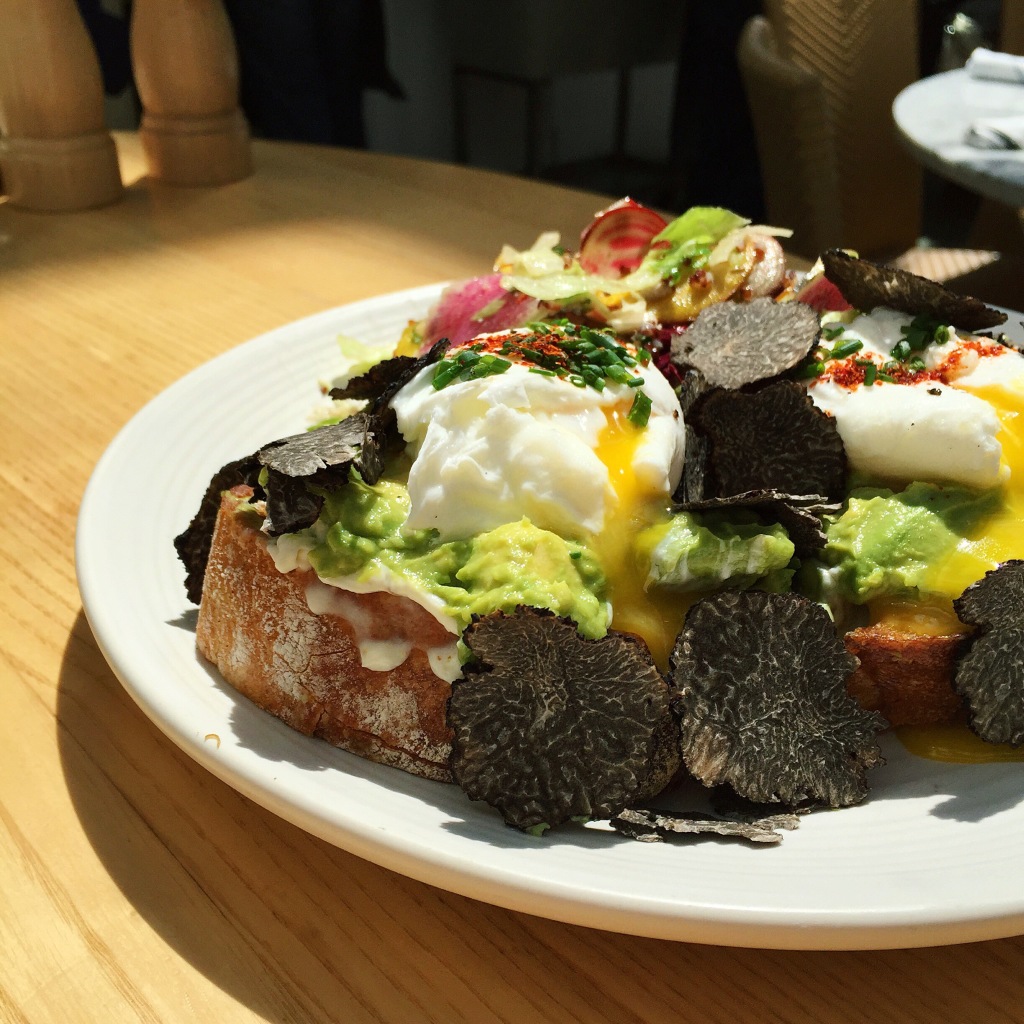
[738,5,922,259]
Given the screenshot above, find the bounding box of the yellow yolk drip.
[887,376,1024,762]
[918,376,1024,599]
[591,408,688,669]
[896,724,1024,763]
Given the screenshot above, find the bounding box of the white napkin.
[966,47,1024,84]
[965,115,1024,150]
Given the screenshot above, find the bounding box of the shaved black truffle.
[330,338,449,408]
[670,296,820,389]
[610,806,799,845]
[448,607,677,833]
[677,490,841,557]
[329,354,420,401]
[340,338,450,486]
[953,561,1024,745]
[822,249,1007,331]
[257,413,369,535]
[677,426,710,504]
[674,368,714,503]
[694,381,847,502]
[174,454,262,604]
[671,591,884,807]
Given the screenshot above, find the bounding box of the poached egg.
[806,307,1024,608]
[391,328,687,662]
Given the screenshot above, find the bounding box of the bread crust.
[844,623,968,727]
[196,487,456,781]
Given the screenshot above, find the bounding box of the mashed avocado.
[822,481,1000,603]
[306,475,608,637]
[640,510,796,593]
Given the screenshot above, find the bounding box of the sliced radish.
[578,198,667,277]
[795,275,853,313]
[744,235,787,297]
[419,274,540,351]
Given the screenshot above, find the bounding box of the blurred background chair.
[739,1,922,259]
[444,0,685,187]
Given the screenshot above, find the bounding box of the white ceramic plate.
[77,286,1024,950]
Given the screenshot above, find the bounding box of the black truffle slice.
[822,249,1007,331]
[677,426,710,505]
[329,353,419,401]
[257,413,369,535]
[448,607,677,833]
[677,490,842,557]
[694,381,847,502]
[610,806,799,845]
[671,590,884,807]
[674,368,714,504]
[174,454,262,604]
[345,338,450,485]
[670,296,820,390]
[330,338,449,407]
[953,561,1024,745]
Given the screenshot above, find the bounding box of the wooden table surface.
[4,131,1024,1024]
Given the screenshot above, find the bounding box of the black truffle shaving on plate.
[821,249,1007,331]
[669,296,821,390]
[257,412,371,535]
[257,339,451,535]
[671,590,885,807]
[174,455,263,604]
[693,380,848,503]
[676,490,842,558]
[610,806,800,845]
[448,607,678,834]
[330,338,450,408]
[952,561,1024,746]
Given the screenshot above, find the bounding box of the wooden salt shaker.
[131,0,252,186]
[0,0,123,212]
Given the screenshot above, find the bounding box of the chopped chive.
[878,372,897,383]
[568,374,587,387]
[908,356,927,371]
[528,366,556,376]
[822,324,846,340]
[796,360,825,379]
[828,338,864,360]
[891,339,911,361]
[627,390,652,427]
[570,550,582,560]
[855,359,877,386]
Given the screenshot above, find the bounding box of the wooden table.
[4,132,1024,1024]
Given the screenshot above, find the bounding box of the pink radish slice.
[795,275,853,313]
[419,274,540,351]
[578,198,667,277]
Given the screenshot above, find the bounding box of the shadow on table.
[56,608,1024,1023]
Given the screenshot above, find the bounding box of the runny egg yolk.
[920,376,1024,599]
[591,407,688,669]
[885,376,1024,763]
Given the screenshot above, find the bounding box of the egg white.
[807,308,1024,489]
[391,333,685,542]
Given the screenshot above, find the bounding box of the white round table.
[893,67,1024,207]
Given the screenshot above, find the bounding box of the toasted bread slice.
[197,487,456,781]
[197,488,970,787]
[844,623,968,727]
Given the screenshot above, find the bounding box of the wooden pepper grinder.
[131,0,252,186]
[0,0,123,211]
